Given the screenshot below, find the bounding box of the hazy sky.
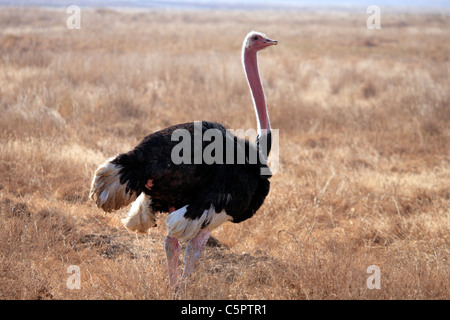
[1,0,449,8]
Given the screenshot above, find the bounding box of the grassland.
[0,7,449,299]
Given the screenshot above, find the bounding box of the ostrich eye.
[253,36,259,41]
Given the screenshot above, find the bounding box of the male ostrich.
[89,31,277,287]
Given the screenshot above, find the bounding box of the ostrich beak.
[265,38,278,46]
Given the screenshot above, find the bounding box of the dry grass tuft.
[0,8,449,300]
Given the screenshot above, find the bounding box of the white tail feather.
[89,157,137,212]
[122,193,156,234]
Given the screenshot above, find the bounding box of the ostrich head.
[244,31,278,52]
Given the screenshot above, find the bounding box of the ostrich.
[89,31,277,287]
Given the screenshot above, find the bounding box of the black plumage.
[110,121,271,227]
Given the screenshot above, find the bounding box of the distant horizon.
[1,0,450,11]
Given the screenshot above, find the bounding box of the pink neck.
[243,48,271,135]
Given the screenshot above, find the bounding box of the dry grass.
[0,7,449,300]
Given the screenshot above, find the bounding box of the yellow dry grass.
[0,7,449,300]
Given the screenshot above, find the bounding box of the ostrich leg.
[182,229,211,280]
[164,235,181,288]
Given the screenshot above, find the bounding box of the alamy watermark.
[66,265,81,290]
[65,264,380,291]
[66,5,81,30]
[367,5,381,30]
[366,265,381,289]
[169,122,279,176]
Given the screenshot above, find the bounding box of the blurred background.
[1,0,450,10]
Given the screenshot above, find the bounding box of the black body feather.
[111,121,271,224]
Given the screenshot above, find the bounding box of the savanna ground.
[0,7,449,300]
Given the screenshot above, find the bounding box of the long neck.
[243,48,271,137]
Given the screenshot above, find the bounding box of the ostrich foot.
[164,234,181,289]
[182,229,211,281]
